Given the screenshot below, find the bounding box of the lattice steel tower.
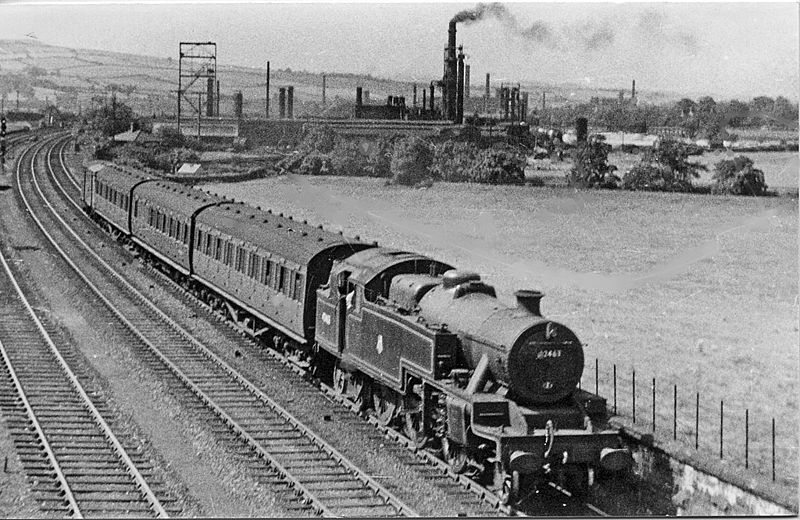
[177,42,217,135]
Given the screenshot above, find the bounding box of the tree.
[696,96,717,116]
[568,135,618,188]
[772,96,799,127]
[390,137,433,186]
[676,98,697,118]
[87,101,135,136]
[711,155,767,196]
[621,139,705,192]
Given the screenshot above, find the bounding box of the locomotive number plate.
[536,349,562,359]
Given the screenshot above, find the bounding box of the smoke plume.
[450,2,614,51]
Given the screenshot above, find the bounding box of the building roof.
[176,163,203,175]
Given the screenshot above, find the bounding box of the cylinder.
[287,86,294,119]
[278,87,286,119]
[576,117,588,143]
[233,90,243,119]
[387,95,393,106]
[206,77,214,117]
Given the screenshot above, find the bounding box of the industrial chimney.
[444,20,458,122]
[631,79,636,100]
[356,86,363,118]
[456,47,465,124]
[287,86,294,119]
[233,90,243,119]
[206,77,214,117]
[278,87,286,119]
[464,65,470,100]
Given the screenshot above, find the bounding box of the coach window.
[234,247,243,272]
[261,259,272,285]
[249,254,260,279]
[224,242,233,266]
[293,273,303,301]
[214,238,222,260]
[196,230,204,251]
[278,265,286,293]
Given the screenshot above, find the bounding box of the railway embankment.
[607,416,797,515]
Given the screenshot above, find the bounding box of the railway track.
[0,142,174,518]
[15,134,420,517]
[50,137,606,517]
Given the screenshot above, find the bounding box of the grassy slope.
[204,175,798,485]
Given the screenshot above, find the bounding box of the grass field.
[205,174,798,485]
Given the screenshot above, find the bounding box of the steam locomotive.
[82,161,630,503]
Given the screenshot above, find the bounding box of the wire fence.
[580,358,797,487]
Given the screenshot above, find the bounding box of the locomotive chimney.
[515,290,544,316]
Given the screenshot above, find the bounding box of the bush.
[711,155,768,196]
[568,136,619,188]
[329,140,368,176]
[300,125,336,154]
[297,153,328,176]
[390,138,433,185]
[469,148,526,185]
[157,125,185,149]
[363,136,396,178]
[621,139,705,192]
[430,141,478,182]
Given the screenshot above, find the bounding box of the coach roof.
[94,162,154,192]
[195,201,368,268]
[134,179,227,216]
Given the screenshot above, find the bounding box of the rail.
[21,134,419,517]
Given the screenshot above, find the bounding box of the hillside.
[1,38,686,119]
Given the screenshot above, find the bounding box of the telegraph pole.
[1,112,7,174]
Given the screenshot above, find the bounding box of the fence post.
[595,358,599,395]
[673,385,677,441]
[719,400,724,459]
[695,392,700,450]
[632,370,636,424]
[745,409,749,469]
[652,377,656,432]
[772,418,776,481]
[613,364,617,415]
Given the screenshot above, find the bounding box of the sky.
[0,1,798,101]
